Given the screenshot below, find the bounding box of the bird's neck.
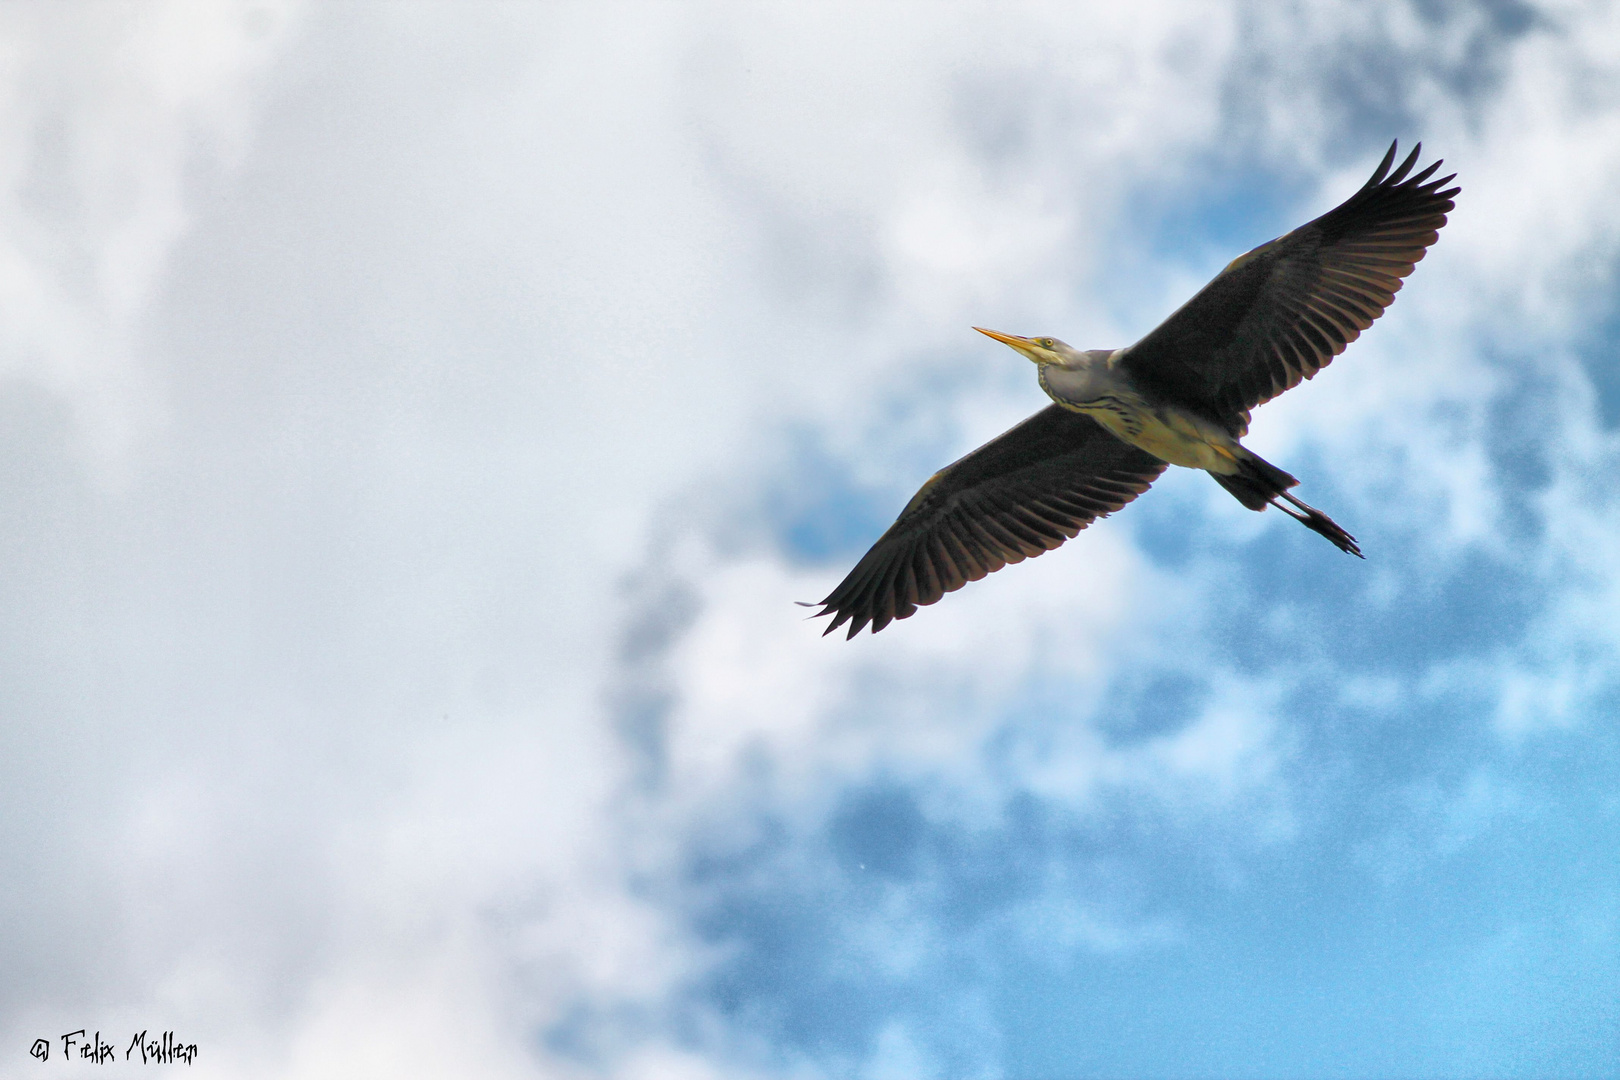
[1038,351,1129,408]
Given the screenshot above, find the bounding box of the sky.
[1,2,1617,1077]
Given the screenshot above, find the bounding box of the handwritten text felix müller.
[28,1029,198,1065]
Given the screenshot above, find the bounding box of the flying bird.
[809,141,1458,639]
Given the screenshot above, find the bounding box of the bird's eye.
[1039,339,1053,348]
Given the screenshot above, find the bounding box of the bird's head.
[973,327,1084,367]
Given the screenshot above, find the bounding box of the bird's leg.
[1273,491,1363,558]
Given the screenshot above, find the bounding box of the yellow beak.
[973,326,1043,362]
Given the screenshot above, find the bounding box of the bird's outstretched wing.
[810,405,1166,639]
[1119,141,1459,432]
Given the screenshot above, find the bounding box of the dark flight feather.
[1120,141,1459,433]
[809,406,1165,638]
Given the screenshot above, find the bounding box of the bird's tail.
[1210,451,1363,558]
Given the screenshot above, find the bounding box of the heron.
[809,141,1458,639]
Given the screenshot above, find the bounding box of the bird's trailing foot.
[1273,491,1363,558]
